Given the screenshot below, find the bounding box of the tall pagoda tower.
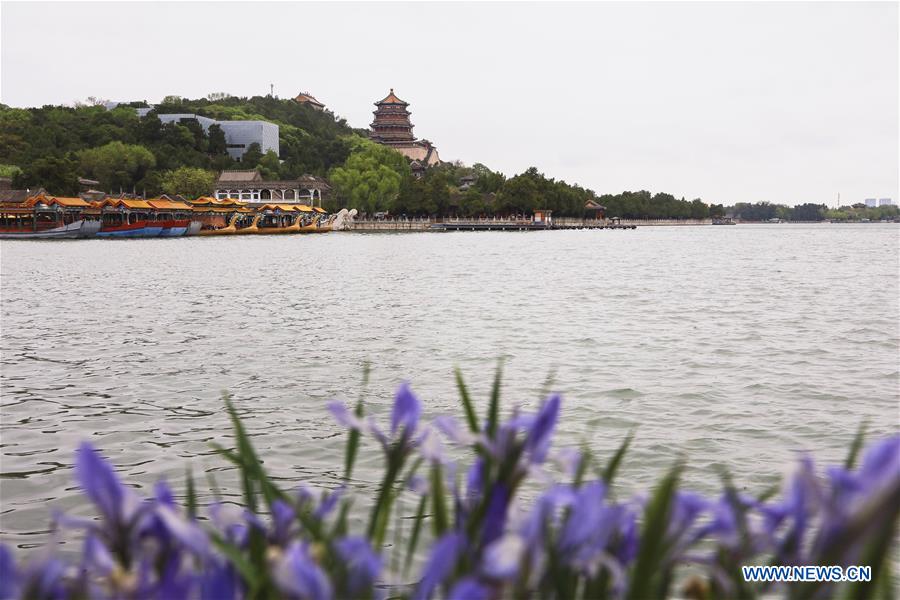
[369,89,441,170]
[370,89,415,145]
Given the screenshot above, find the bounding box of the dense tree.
[791,203,826,222]
[690,198,709,219]
[78,141,156,192]
[257,151,281,180]
[497,167,545,215]
[458,188,487,217]
[328,140,410,215]
[14,156,80,196]
[0,164,22,178]
[207,124,227,156]
[159,167,216,198]
[473,163,506,194]
[241,143,264,168]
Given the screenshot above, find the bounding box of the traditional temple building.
[214,170,330,206]
[294,91,325,111]
[370,89,440,169]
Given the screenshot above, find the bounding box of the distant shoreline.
[343,218,898,232]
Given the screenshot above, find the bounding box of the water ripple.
[1,225,898,547]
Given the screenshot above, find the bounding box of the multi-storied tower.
[369,89,440,171]
[370,89,415,144]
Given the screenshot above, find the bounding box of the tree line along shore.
[1,95,896,223]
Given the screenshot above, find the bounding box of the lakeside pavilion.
[369,89,440,171]
[214,170,330,206]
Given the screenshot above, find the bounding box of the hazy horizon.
[1,1,897,207]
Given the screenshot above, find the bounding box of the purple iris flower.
[274,541,333,600]
[14,555,66,600]
[0,544,18,600]
[334,536,382,594]
[613,508,639,565]
[208,503,257,547]
[667,492,708,538]
[201,560,239,600]
[156,555,196,599]
[520,485,576,549]
[155,479,176,507]
[418,426,448,464]
[482,483,511,547]
[329,383,423,455]
[558,482,628,574]
[466,458,485,502]
[155,504,210,556]
[327,400,363,431]
[482,533,525,580]
[559,482,607,552]
[82,533,115,576]
[271,499,296,545]
[434,416,478,446]
[448,576,491,600]
[690,495,739,549]
[776,457,818,561]
[314,488,343,520]
[414,532,466,600]
[75,441,141,525]
[391,382,422,437]
[524,395,560,464]
[859,435,900,486]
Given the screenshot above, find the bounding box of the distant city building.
[878,198,894,207]
[865,198,878,208]
[294,91,325,111]
[214,169,330,205]
[154,114,279,161]
[370,89,440,171]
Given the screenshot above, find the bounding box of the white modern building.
[865,198,878,207]
[153,113,280,161]
[878,198,894,207]
[105,103,281,162]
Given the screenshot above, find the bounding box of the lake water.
[1,224,898,549]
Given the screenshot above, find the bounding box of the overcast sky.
[1,1,897,206]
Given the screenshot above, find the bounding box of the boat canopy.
[148,199,193,211]
[257,203,317,212]
[96,198,154,210]
[313,207,327,214]
[24,194,91,209]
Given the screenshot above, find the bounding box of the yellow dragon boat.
[235,214,262,234]
[198,212,241,236]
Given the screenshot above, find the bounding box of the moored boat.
[312,207,332,233]
[234,214,262,234]
[148,198,197,237]
[96,198,163,238]
[198,212,241,236]
[190,197,250,235]
[255,204,311,234]
[0,194,101,239]
[0,218,101,239]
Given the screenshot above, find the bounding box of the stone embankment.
[344,217,711,231]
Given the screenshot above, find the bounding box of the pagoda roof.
[218,169,263,183]
[375,88,409,106]
[294,92,325,108]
